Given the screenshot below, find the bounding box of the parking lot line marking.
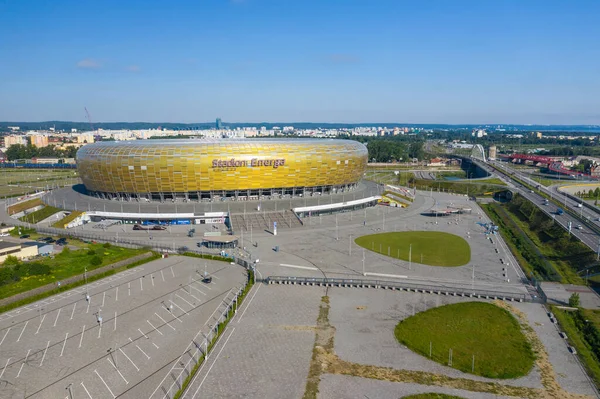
[175,293,194,308]
[107,358,129,384]
[128,282,131,296]
[60,332,69,357]
[170,301,187,317]
[53,308,62,327]
[170,266,175,278]
[86,299,90,314]
[160,270,165,282]
[154,313,176,331]
[190,327,236,398]
[16,349,30,378]
[190,284,206,296]
[151,273,155,287]
[140,277,143,291]
[115,286,118,302]
[238,284,261,323]
[97,325,102,339]
[0,357,10,379]
[138,328,149,339]
[0,328,10,346]
[79,325,86,348]
[102,292,105,307]
[119,347,139,371]
[168,308,183,323]
[17,321,28,342]
[279,263,318,271]
[147,320,163,336]
[94,369,116,398]
[152,342,159,349]
[182,289,201,302]
[80,381,93,399]
[70,303,77,320]
[200,281,212,290]
[135,344,150,360]
[39,340,50,366]
[210,274,220,280]
[114,312,117,331]
[363,272,408,279]
[35,314,46,334]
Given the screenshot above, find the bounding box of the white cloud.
[76,58,102,69]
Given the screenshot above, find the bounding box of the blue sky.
[1,0,599,124]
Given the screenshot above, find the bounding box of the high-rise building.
[216,118,223,129]
[29,135,49,148]
[4,135,28,148]
[489,145,497,160]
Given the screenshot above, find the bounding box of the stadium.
[76,139,368,202]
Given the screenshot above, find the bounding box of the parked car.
[0,233,9,237]
[202,275,213,284]
[19,234,30,239]
[56,238,67,245]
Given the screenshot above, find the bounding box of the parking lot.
[0,256,246,399]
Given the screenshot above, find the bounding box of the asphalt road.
[476,159,600,252]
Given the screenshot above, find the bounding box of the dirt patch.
[356,306,367,310]
[277,325,317,332]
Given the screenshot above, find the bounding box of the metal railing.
[265,276,535,303]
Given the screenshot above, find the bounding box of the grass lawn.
[19,205,61,223]
[355,231,470,266]
[395,302,534,379]
[52,211,84,228]
[7,198,42,215]
[0,243,147,300]
[402,394,465,399]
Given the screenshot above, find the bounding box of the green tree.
[569,292,581,307]
[90,256,102,267]
[2,255,20,266]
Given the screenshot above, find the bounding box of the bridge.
[470,144,486,162]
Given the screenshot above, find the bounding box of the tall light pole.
[349,235,352,256]
[362,248,365,276]
[409,244,412,270]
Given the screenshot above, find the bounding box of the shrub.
[60,246,71,256]
[90,256,103,267]
[570,293,581,308]
[3,255,20,266]
[87,249,96,256]
[103,242,111,249]
[28,263,51,276]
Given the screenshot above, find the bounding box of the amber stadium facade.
[76,139,368,201]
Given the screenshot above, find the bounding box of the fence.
[266,276,533,303]
[155,271,253,399]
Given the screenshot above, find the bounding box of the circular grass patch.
[394,302,534,379]
[402,394,465,399]
[354,231,470,266]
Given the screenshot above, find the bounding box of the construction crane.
[84,107,94,131]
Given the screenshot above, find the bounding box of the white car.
[0,233,9,237]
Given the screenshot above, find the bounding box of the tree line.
[5,144,78,161]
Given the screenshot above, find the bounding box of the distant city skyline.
[1,0,599,124]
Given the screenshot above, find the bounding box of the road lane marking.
[35,314,46,334]
[175,293,194,308]
[154,313,176,331]
[138,328,149,339]
[16,349,30,378]
[115,286,119,302]
[107,358,129,384]
[60,332,69,356]
[190,327,236,398]
[140,277,143,291]
[238,284,261,323]
[0,357,10,379]
[135,344,150,360]
[17,321,28,342]
[160,270,165,282]
[147,320,163,335]
[170,266,175,278]
[119,347,139,371]
[102,292,105,307]
[54,308,62,327]
[0,328,10,346]
[79,325,85,348]
[40,340,50,366]
[80,382,93,399]
[152,342,159,349]
[279,263,318,270]
[128,282,131,296]
[114,312,117,331]
[94,369,116,398]
[70,303,77,320]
